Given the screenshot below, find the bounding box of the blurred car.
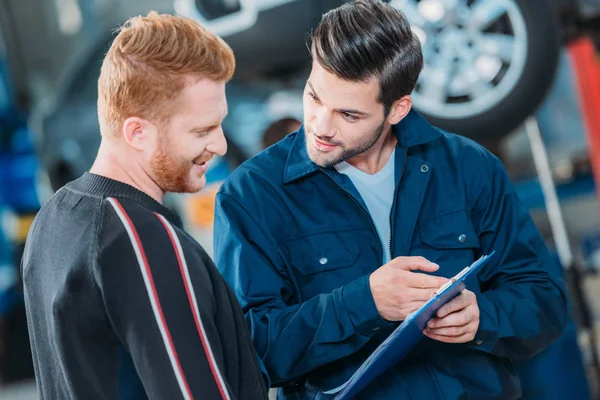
[178,0,600,143]
[31,0,600,191]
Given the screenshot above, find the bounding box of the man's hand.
[424,290,480,343]
[370,257,449,321]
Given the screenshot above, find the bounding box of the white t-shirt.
[335,149,396,264]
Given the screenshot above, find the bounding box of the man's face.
[147,77,228,194]
[303,61,388,168]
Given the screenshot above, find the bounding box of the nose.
[207,126,228,157]
[312,107,334,138]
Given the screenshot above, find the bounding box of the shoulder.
[97,197,172,256]
[427,131,504,181]
[101,197,161,230]
[439,131,497,164]
[419,131,510,216]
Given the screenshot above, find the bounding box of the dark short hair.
[262,117,301,149]
[310,0,423,117]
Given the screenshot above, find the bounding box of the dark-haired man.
[214,1,567,398]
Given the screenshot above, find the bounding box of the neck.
[346,127,397,174]
[89,139,165,203]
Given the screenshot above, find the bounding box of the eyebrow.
[307,81,371,117]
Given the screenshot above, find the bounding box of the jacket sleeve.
[214,192,391,385]
[96,199,240,400]
[469,156,568,359]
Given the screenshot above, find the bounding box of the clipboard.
[324,251,496,400]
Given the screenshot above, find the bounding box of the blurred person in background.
[0,111,38,384]
[0,48,38,384]
[214,1,568,399]
[21,12,267,400]
[261,117,301,149]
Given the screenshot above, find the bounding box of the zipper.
[388,148,409,262]
[320,169,385,265]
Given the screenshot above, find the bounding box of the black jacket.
[22,173,268,399]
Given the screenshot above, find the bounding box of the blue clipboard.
[325,251,496,400]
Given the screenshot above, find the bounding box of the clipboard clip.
[434,265,470,296]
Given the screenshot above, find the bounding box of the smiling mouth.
[316,138,335,145]
[313,136,340,152]
[193,155,213,166]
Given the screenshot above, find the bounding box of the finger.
[427,311,471,329]
[436,293,471,318]
[423,330,475,344]
[425,325,469,337]
[403,288,438,302]
[425,320,478,337]
[408,273,449,289]
[401,301,433,317]
[425,321,477,337]
[393,256,439,272]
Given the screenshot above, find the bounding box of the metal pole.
[524,116,600,385]
[524,117,572,267]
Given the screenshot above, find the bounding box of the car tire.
[403,0,562,143]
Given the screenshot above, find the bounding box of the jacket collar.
[283,109,442,184]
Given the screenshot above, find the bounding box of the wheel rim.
[391,0,528,120]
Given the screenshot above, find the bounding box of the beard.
[149,138,205,194]
[306,120,386,168]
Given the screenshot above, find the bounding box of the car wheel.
[394,0,562,142]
